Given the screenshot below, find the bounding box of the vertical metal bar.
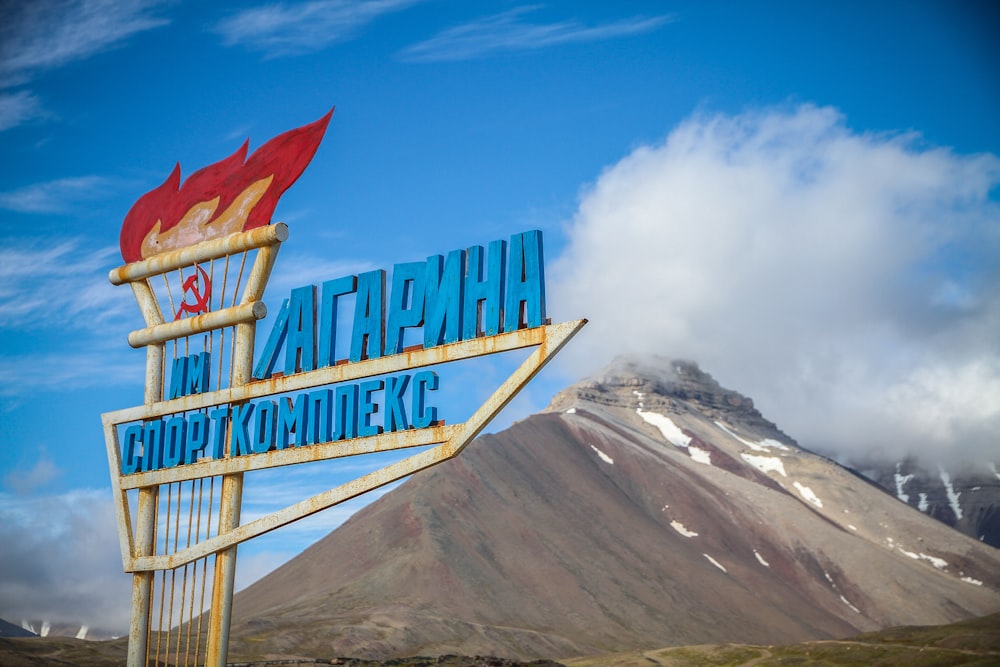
[127,489,156,667]
[184,477,204,665]
[194,477,214,664]
[205,286,257,667]
[155,485,173,666]
[204,472,243,667]
[176,479,196,666]
[127,339,164,667]
[165,482,179,661]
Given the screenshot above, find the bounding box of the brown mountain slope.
[230,357,1000,660]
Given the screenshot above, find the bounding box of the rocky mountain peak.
[549,355,791,443]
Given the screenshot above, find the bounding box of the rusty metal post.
[204,315,256,666]
[127,489,156,667]
[205,473,242,666]
[127,337,163,667]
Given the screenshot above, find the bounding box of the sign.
[102,109,585,667]
[117,230,546,476]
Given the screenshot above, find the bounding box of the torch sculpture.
[102,108,585,667]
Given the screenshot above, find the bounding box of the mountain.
[854,458,1000,548]
[0,619,35,639]
[229,356,1000,661]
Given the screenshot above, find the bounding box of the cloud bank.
[0,489,131,632]
[550,104,1000,465]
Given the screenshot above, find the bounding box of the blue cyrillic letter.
[504,230,546,332]
[385,262,426,354]
[253,298,290,380]
[425,250,464,346]
[384,374,409,432]
[350,270,386,362]
[285,286,317,376]
[318,275,356,368]
[358,379,383,437]
[463,240,506,339]
[412,371,439,428]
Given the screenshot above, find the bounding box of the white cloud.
[0,238,137,330]
[3,451,62,494]
[400,6,672,63]
[0,489,131,632]
[0,175,113,213]
[0,349,142,398]
[550,104,1000,464]
[0,0,169,88]
[0,237,143,398]
[0,90,45,131]
[213,0,419,58]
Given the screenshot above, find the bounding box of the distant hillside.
[564,611,1000,667]
[855,458,1000,548]
[1,611,998,666]
[0,618,35,639]
[229,356,1000,661]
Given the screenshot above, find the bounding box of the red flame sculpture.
[120,108,333,263]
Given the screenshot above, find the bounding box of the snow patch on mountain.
[939,468,964,520]
[899,547,949,570]
[918,493,929,512]
[741,454,787,477]
[794,482,823,508]
[632,390,645,408]
[714,421,788,451]
[840,596,861,613]
[703,554,727,572]
[637,409,690,447]
[894,463,914,503]
[920,553,948,570]
[671,520,698,537]
[689,447,712,465]
[590,445,614,465]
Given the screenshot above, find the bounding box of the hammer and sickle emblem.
[175,264,212,320]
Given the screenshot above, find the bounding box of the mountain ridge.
[229,356,1000,660]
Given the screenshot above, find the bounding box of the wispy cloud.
[0,0,169,88]
[0,238,136,331]
[0,349,141,399]
[0,175,114,213]
[400,6,673,63]
[0,0,169,131]
[213,0,419,58]
[0,90,45,131]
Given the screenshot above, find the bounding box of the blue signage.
[119,230,547,475]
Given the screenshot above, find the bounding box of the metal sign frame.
[104,221,584,667]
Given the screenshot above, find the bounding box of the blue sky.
[1,0,999,633]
